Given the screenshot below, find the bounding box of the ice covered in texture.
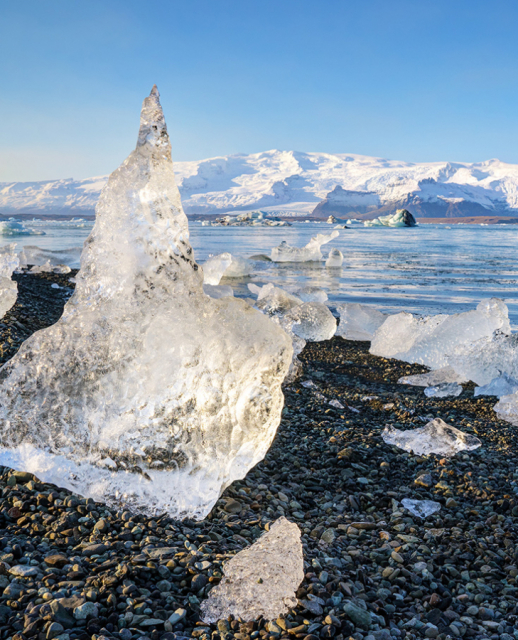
[224,255,254,278]
[370,299,510,369]
[474,373,518,398]
[270,230,339,262]
[0,244,19,318]
[282,302,336,342]
[0,87,292,518]
[398,366,467,387]
[424,383,463,398]
[293,286,328,303]
[18,245,82,270]
[401,498,441,518]
[248,283,303,316]
[382,418,481,457]
[202,252,232,285]
[325,247,343,267]
[336,303,387,341]
[201,517,303,622]
[494,392,518,425]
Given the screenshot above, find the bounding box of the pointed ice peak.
[137,84,170,156]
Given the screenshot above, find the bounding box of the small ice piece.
[474,373,518,398]
[51,284,60,290]
[401,498,441,518]
[336,303,387,341]
[203,284,234,299]
[398,366,467,387]
[329,399,344,408]
[293,286,328,303]
[224,256,254,278]
[282,302,337,342]
[424,383,463,398]
[325,248,343,267]
[0,86,292,519]
[301,380,317,388]
[29,261,53,273]
[52,265,72,274]
[0,244,19,318]
[248,283,302,316]
[270,231,339,262]
[370,299,511,370]
[202,253,232,285]
[494,391,518,425]
[200,517,303,623]
[382,418,481,457]
[18,245,81,269]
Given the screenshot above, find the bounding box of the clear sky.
[2,0,518,181]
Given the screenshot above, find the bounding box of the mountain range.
[2,149,518,218]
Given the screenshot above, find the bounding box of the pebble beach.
[0,272,516,640]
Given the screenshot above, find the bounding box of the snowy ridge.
[3,150,518,217]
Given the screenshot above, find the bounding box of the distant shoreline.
[416,215,518,224]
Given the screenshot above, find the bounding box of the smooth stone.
[344,601,372,629]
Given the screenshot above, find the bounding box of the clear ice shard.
[202,252,232,285]
[293,286,328,303]
[474,373,518,398]
[401,498,441,518]
[336,303,387,341]
[202,283,234,299]
[494,391,518,425]
[0,245,19,318]
[0,87,292,519]
[248,283,303,316]
[382,418,481,457]
[282,302,337,342]
[423,383,462,398]
[200,517,303,623]
[224,255,254,278]
[18,245,82,270]
[270,231,339,262]
[370,299,510,369]
[398,366,467,387]
[325,248,343,267]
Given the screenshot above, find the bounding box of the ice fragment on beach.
[0,244,19,319]
[329,399,344,408]
[325,248,343,267]
[0,87,292,519]
[19,245,82,269]
[201,517,303,622]
[202,252,232,285]
[370,299,510,369]
[401,498,441,518]
[301,380,317,388]
[424,383,462,398]
[270,231,339,262]
[474,373,518,398]
[336,303,387,341]
[398,366,467,387]
[382,418,481,457]
[449,332,518,386]
[293,286,328,303]
[282,302,336,342]
[494,391,518,425]
[248,283,302,316]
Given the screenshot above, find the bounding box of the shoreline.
[0,273,516,640]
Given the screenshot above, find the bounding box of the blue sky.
[2,0,518,181]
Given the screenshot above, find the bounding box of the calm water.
[3,219,518,326]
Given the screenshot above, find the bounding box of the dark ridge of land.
[416,217,518,225]
[0,273,516,640]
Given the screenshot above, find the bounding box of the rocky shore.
[0,273,516,640]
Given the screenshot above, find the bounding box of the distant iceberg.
[0,219,45,236]
[364,209,417,228]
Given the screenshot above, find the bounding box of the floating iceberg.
[474,373,518,398]
[424,383,462,398]
[325,248,343,267]
[18,245,82,269]
[0,244,19,318]
[282,302,336,342]
[398,366,467,387]
[364,209,417,228]
[382,418,481,457]
[370,299,510,370]
[336,303,387,341]
[0,220,45,236]
[270,230,339,262]
[0,87,292,518]
[401,498,441,518]
[293,286,328,303]
[248,283,302,316]
[201,517,303,623]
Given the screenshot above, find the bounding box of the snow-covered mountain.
[2,150,518,218]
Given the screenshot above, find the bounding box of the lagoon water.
[3,219,518,327]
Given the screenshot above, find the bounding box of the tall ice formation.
[0,244,19,318]
[0,87,292,518]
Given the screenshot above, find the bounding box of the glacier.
[0,86,292,519]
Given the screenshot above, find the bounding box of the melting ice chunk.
[449,332,518,386]
[474,373,518,398]
[494,391,518,425]
[270,231,339,262]
[248,283,303,316]
[336,303,387,341]
[382,418,481,457]
[370,299,510,370]
[329,399,344,408]
[0,244,19,319]
[325,248,343,267]
[202,253,232,285]
[201,517,303,622]
[401,498,441,518]
[0,87,292,519]
[398,366,467,387]
[282,302,337,342]
[19,245,82,269]
[424,383,463,398]
[224,255,254,278]
[203,284,234,299]
[293,286,328,303]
